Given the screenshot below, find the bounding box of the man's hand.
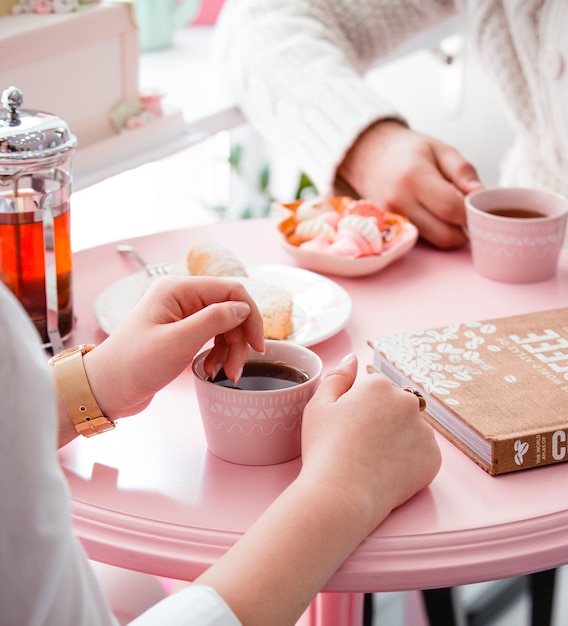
[339,120,484,249]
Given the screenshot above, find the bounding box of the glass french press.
[0,86,77,352]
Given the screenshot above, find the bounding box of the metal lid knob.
[1,86,23,124]
[0,85,77,162]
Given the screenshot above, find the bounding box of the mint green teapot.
[134,0,201,51]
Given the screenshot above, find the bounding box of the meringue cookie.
[299,233,332,253]
[319,211,342,229]
[294,216,336,243]
[338,215,383,254]
[295,198,332,222]
[328,229,374,257]
[345,199,386,230]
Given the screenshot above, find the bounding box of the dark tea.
[0,178,73,345]
[486,207,546,218]
[210,360,310,390]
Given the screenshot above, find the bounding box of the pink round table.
[59,218,568,624]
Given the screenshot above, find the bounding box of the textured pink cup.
[465,187,568,283]
[192,340,322,465]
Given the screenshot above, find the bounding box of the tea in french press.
[0,86,77,351]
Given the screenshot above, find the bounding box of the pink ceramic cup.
[465,187,568,283]
[192,340,323,465]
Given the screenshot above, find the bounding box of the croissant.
[187,241,294,340]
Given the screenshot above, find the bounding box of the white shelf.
[73,23,247,187]
[69,22,254,251]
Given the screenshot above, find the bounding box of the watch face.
[49,344,95,363]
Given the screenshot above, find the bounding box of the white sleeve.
[129,585,241,626]
[213,0,456,194]
[0,284,118,626]
[0,285,241,626]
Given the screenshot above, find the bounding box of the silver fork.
[116,244,170,277]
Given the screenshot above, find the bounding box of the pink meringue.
[319,210,342,229]
[328,229,374,257]
[337,215,383,254]
[345,199,386,230]
[299,233,332,253]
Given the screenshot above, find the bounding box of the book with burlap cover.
[369,308,568,475]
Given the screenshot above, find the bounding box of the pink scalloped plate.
[279,221,419,277]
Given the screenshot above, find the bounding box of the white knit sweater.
[215,0,568,197]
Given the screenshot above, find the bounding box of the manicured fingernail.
[233,302,251,321]
[210,362,223,380]
[340,352,356,364]
[232,366,243,385]
[466,179,483,190]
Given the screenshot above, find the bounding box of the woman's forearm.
[195,476,386,626]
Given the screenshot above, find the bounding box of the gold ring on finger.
[403,386,427,412]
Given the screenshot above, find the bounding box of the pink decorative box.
[0,2,139,149]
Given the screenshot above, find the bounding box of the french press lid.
[0,86,77,162]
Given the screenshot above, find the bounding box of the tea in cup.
[192,340,322,465]
[465,187,568,283]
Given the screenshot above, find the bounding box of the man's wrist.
[338,117,409,194]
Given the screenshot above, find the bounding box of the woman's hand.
[299,353,441,534]
[83,275,265,420]
[339,120,484,249]
[195,354,441,626]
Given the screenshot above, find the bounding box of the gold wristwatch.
[48,344,116,437]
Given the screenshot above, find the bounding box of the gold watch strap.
[49,344,115,437]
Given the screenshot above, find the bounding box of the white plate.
[280,221,419,277]
[94,263,352,347]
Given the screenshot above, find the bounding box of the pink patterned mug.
[465,187,568,283]
[192,340,322,465]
